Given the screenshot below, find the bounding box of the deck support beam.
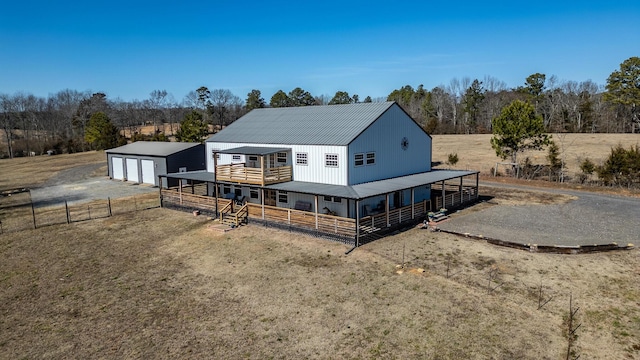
[385,193,390,227]
[314,195,319,230]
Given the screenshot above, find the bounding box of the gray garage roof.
[106,141,202,157]
[207,101,396,146]
[266,170,478,200]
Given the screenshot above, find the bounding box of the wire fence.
[0,192,160,235]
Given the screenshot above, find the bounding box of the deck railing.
[216,163,292,185]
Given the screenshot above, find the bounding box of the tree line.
[1,57,638,158]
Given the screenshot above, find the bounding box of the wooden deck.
[216,164,292,185]
[159,185,479,245]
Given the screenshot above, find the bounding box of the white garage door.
[126,158,139,183]
[112,157,124,180]
[141,159,155,185]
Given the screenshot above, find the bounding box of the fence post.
[65,200,70,224]
[31,201,37,229]
[108,197,112,217]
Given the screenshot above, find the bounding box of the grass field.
[432,133,640,177]
[0,207,638,359]
[1,137,639,358]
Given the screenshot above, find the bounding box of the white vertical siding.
[348,105,432,185]
[206,142,348,186]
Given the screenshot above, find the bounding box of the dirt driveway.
[438,183,640,247]
[30,163,158,207]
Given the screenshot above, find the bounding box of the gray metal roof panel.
[265,181,361,199]
[217,146,291,155]
[163,170,216,182]
[207,102,396,145]
[106,141,202,157]
[350,170,478,199]
[266,170,478,200]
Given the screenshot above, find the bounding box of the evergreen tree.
[84,112,123,150]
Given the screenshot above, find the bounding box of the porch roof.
[163,170,216,182]
[217,146,291,156]
[266,169,478,200]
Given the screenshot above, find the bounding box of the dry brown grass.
[432,133,640,177]
[0,151,105,189]
[1,204,638,359]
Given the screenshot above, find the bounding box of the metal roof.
[267,170,478,200]
[161,169,478,200]
[105,141,202,157]
[217,146,291,156]
[207,101,396,146]
[162,170,216,182]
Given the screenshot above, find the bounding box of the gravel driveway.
[438,184,639,247]
[30,164,158,207]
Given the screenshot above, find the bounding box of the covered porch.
[158,170,479,246]
[214,146,292,186]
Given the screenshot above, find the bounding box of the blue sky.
[1,1,638,103]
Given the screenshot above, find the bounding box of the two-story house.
[160,101,478,245]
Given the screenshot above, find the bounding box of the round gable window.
[401,137,409,150]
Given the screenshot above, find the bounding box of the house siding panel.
[207,142,348,186]
[348,105,431,185]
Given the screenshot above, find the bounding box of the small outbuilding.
[106,141,205,187]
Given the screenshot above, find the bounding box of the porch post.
[385,193,390,227]
[213,150,219,215]
[476,172,479,200]
[411,188,415,219]
[355,199,360,247]
[261,188,265,220]
[441,180,445,209]
[314,195,319,230]
[459,176,463,205]
[260,156,265,186]
[179,179,183,205]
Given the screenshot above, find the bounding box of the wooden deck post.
[260,156,265,186]
[476,172,479,200]
[441,180,445,209]
[179,180,183,205]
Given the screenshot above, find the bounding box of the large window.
[366,152,376,165]
[278,191,288,204]
[325,154,338,167]
[355,152,375,166]
[250,188,259,199]
[296,152,308,165]
[277,152,287,163]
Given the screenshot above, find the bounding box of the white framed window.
[278,191,288,203]
[325,154,338,167]
[248,155,258,162]
[333,197,342,203]
[296,152,308,165]
[232,155,242,161]
[366,152,376,165]
[250,188,259,199]
[355,153,364,166]
[277,152,287,163]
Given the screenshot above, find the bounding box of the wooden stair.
[219,203,248,228]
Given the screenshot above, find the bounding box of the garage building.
[106,142,205,187]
